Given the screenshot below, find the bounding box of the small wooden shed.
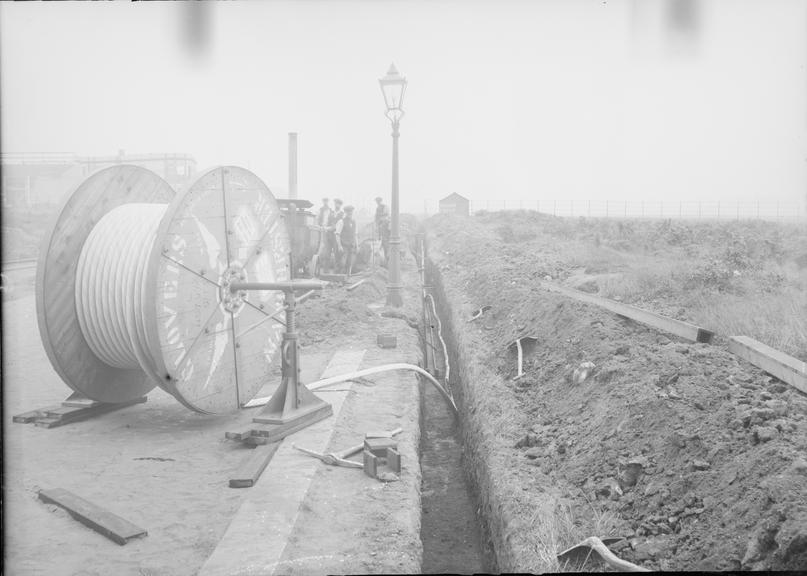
[438,193,470,216]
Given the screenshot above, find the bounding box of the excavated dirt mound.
[426,213,807,572]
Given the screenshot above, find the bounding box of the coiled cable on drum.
[74,203,168,384]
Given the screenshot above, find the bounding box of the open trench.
[416,239,496,574]
[414,217,807,572]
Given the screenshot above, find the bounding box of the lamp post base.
[386,284,403,307]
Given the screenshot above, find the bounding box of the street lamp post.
[379,63,407,308]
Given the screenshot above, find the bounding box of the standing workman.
[316,197,332,228]
[315,197,332,275]
[335,205,359,277]
[374,196,390,266]
[323,199,344,274]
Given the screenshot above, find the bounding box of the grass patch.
[531,498,622,573]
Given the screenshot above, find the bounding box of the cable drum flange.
[36,164,290,414]
[144,165,290,414]
[36,165,175,405]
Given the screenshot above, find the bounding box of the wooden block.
[541,282,714,343]
[35,418,63,429]
[387,447,401,474]
[13,407,52,423]
[225,429,254,441]
[364,437,398,458]
[62,394,102,408]
[229,442,280,488]
[363,450,378,478]
[38,488,147,546]
[729,336,807,394]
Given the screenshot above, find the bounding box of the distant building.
[1,152,197,210]
[438,193,470,216]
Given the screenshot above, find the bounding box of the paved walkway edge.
[199,349,365,576]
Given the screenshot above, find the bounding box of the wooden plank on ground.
[540,281,714,343]
[728,336,807,394]
[34,397,147,428]
[13,407,56,423]
[229,442,281,488]
[38,488,147,545]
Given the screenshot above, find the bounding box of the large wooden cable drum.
[36,165,290,414]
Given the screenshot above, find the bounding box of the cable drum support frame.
[36,164,292,414]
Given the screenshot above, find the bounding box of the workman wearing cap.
[374,196,390,266]
[323,199,344,274]
[335,205,359,277]
[317,197,331,228]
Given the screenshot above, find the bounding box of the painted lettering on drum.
[164,277,179,300]
[233,207,259,247]
[191,214,223,275]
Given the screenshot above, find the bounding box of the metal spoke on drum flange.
[160,253,223,289]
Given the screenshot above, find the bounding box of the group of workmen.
[315,196,390,277]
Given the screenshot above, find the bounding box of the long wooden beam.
[229,442,281,488]
[38,488,147,545]
[540,282,714,343]
[728,336,807,394]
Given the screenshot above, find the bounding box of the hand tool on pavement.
[292,444,364,469]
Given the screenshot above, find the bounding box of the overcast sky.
[1,0,805,212]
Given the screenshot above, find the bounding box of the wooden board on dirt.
[729,335,807,394]
[15,397,147,428]
[229,442,281,488]
[38,488,147,545]
[540,281,714,343]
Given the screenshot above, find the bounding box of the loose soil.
[426,211,807,572]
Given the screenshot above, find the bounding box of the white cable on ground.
[244,363,458,415]
[558,537,649,572]
[425,293,451,387]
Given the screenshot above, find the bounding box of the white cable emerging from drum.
[75,203,168,383]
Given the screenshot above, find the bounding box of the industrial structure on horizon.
[1,151,197,210]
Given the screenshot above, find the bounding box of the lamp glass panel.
[382,80,405,110]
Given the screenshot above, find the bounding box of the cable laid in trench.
[425,292,451,390]
[244,362,458,415]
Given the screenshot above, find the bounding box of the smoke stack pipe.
[288,132,298,199]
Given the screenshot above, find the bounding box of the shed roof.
[439,192,469,203]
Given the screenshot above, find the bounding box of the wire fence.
[420,199,807,223]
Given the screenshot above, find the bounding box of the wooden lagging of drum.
[36,165,290,414]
